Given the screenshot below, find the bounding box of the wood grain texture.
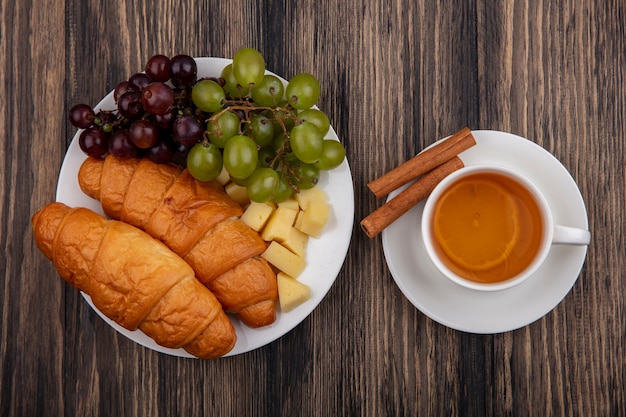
[1,0,624,416]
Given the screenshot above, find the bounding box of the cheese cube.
[214,165,231,186]
[277,198,300,211]
[261,241,306,278]
[294,186,327,210]
[240,202,275,232]
[298,200,330,238]
[225,183,250,206]
[277,272,310,312]
[282,227,309,257]
[261,206,298,242]
[294,209,305,230]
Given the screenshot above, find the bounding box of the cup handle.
[553,225,591,246]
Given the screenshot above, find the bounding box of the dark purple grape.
[147,137,176,163]
[129,119,159,149]
[108,129,138,158]
[172,115,203,146]
[128,73,152,90]
[154,111,174,129]
[78,127,108,157]
[170,55,197,87]
[141,82,174,115]
[172,141,191,167]
[69,104,95,129]
[145,54,171,82]
[117,91,144,119]
[114,80,139,102]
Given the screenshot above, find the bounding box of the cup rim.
[421,163,553,292]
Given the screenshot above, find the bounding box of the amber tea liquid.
[430,171,544,283]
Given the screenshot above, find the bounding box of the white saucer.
[382,130,590,334]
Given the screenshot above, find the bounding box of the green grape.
[272,176,294,203]
[258,146,277,167]
[191,80,226,113]
[315,139,346,170]
[290,122,324,163]
[281,152,300,172]
[220,64,244,98]
[297,108,330,136]
[186,142,223,182]
[294,163,320,189]
[286,73,321,110]
[251,75,285,107]
[233,48,265,87]
[273,130,288,151]
[246,114,275,147]
[223,135,258,179]
[207,111,240,148]
[270,151,298,174]
[284,151,299,165]
[246,167,279,203]
[267,107,297,133]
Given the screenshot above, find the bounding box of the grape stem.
[198,95,317,195]
[207,100,300,171]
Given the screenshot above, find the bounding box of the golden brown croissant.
[32,202,236,359]
[78,155,278,328]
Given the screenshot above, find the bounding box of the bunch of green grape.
[188,48,345,203]
[69,48,346,204]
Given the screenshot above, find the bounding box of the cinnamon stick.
[360,156,464,238]
[367,127,475,198]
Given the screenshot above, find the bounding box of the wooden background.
[1,0,624,416]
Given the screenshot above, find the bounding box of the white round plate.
[382,130,589,334]
[56,57,354,357]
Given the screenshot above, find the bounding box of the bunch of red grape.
[68,48,346,203]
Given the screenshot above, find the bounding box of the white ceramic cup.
[421,164,591,291]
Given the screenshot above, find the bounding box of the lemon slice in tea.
[434,177,520,271]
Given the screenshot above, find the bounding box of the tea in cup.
[421,165,590,291]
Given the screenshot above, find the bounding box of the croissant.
[32,202,236,359]
[77,154,278,328]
